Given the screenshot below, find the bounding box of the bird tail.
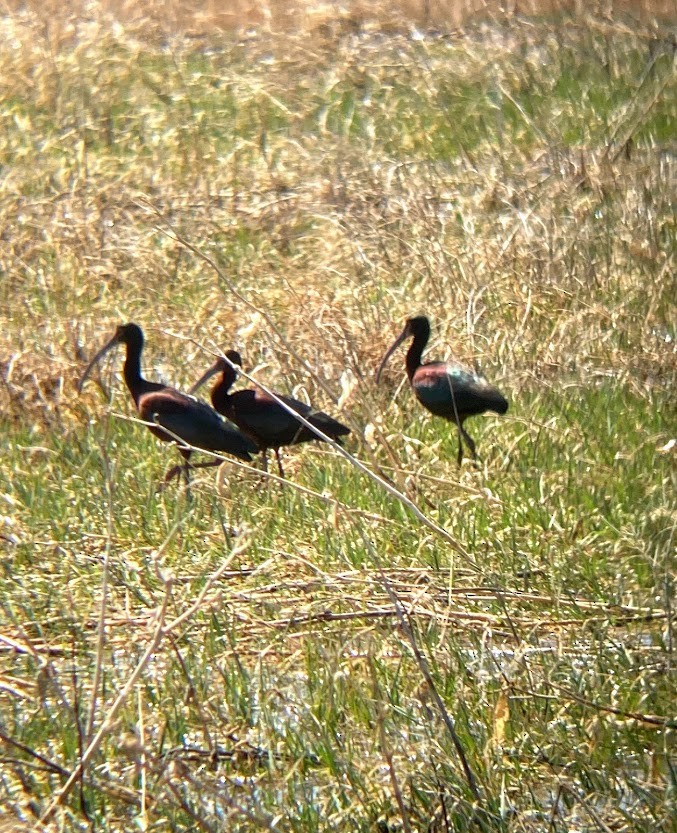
[486,390,509,415]
[309,413,351,442]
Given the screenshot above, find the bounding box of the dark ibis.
[189,350,350,478]
[375,316,508,465]
[78,323,258,484]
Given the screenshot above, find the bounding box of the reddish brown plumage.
[376,316,508,464]
[78,324,258,483]
[190,350,350,477]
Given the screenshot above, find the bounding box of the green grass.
[0,4,675,831]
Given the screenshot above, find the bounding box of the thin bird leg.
[179,451,195,501]
[160,450,191,493]
[456,428,464,467]
[162,449,192,489]
[274,448,285,479]
[162,464,183,485]
[460,425,478,464]
[162,455,222,488]
[181,449,192,486]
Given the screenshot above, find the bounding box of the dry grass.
[0,1,675,830]
[4,0,677,38]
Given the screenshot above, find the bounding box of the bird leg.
[160,449,192,492]
[459,425,480,467]
[274,448,285,479]
[259,448,286,480]
[456,432,464,466]
[162,464,185,486]
[181,449,192,486]
[161,451,223,490]
[455,422,477,466]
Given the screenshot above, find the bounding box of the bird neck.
[122,342,149,404]
[211,366,237,412]
[221,364,238,393]
[405,332,427,381]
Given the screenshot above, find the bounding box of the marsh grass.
[1,1,675,830]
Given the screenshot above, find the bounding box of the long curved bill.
[187,362,222,396]
[77,333,120,393]
[375,328,409,384]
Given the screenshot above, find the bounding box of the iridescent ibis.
[189,350,350,478]
[375,316,508,465]
[77,323,258,483]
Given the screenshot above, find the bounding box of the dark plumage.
[78,323,258,483]
[375,316,508,464]
[190,350,350,478]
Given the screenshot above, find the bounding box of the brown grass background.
[6,0,676,37]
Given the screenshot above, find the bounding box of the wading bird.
[375,316,508,465]
[190,350,350,478]
[78,323,258,484]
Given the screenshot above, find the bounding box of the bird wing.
[413,362,506,418]
[138,389,257,459]
[227,390,309,445]
[230,390,349,447]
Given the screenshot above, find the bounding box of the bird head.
[188,350,242,396]
[77,322,144,393]
[403,316,430,338]
[224,350,243,368]
[375,315,430,384]
[113,322,144,347]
